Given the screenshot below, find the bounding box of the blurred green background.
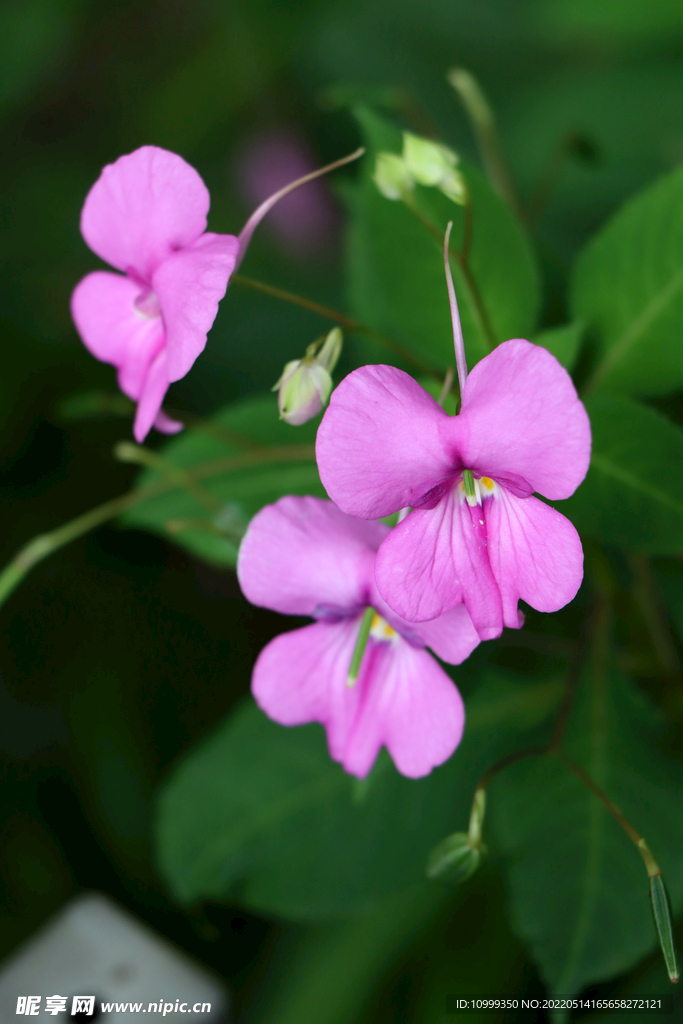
[3,0,683,1020]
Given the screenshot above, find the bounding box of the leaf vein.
[590,264,683,389]
[591,452,683,516]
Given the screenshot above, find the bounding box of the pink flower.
[316,340,591,641]
[71,144,361,442]
[237,495,479,779]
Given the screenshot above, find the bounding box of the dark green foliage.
[156,674,561,918]
[573,169,683,397]
[345,107,541,373]
[563,395,683,553]
[121,396,323,567]
[5,2,683,1020]
[491,666,683,995]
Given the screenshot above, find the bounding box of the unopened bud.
[438,168,467,205]
[403,132,457,184]
[373,152,413,200]
[649,873,679,983]
[426,832,486,885]
[315,326,343,373]
[273,328,343,426]
[402,132,466,205]
[468,787,486,848]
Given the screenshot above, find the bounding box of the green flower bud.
[373,152,413,200]
[273,328,343,426]
[275,361,332,425]
[426,832,486,886]
[402,132,467,204]
[403,132,457,184]
[649,873,679,983]
[438,169,467,205]
[315,326,343,373]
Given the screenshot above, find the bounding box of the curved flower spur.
[70,144,363,442]
[316,223,591,640]
[237,496,480,779]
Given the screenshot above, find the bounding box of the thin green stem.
[191,444,315,480]
[460,195,474,264]
[0,443,317,612]
[466,583,678,981]
[467,787,486,849]
[114,442,222,515]
[0,487,163,609]
[455,254,498,352]
[526,131,597,226]
[447,68,522,217]
[548,601,597,752]
[475,745,549,793]
[403,193,498,352]
[59,390,265,451]
[554,750,658,872]
[436,366,454,407]
[627,552,681,678]
[231,274,440,377]
[166,518,243,544]
[347,607,376,687]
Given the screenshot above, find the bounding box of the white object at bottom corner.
[0,892,228,1024]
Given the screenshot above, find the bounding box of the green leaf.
[345,106,540,374]
[653,558,683,644]
[121,395,322,568]
[490,663,683,996]
[155,673,561,920]
[533,321,584,371]
[562,395,683,553]
[573,168,683,397]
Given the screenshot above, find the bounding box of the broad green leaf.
[490,662,683,996]
[562,395,683,553]
[533,321,584,371]
[345,106,540,374]
[121,395,322,568]
[155,673,561,920]
[572,168,683,397]
[503,64,683,264]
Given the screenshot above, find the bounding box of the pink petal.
[346,639,465,779]
[133,349,171,443]
[80,146,210,281]
[70,270,164,395]
[316,365,455,519]
[408,604,482,665]
[252,619,465,779]
[154,409,184,435]
[252,620,360,754]
[457,339,591,500]
[375,487,504,639]
[369,586,481,665]
[237,496,388,618]
[485,488,584,627]
[153,232,240,382]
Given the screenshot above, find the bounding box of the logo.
[71,998,95,1017]
[16,997,41,1016]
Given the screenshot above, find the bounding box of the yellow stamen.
[480,476,494,490]
[370,613,397,641]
